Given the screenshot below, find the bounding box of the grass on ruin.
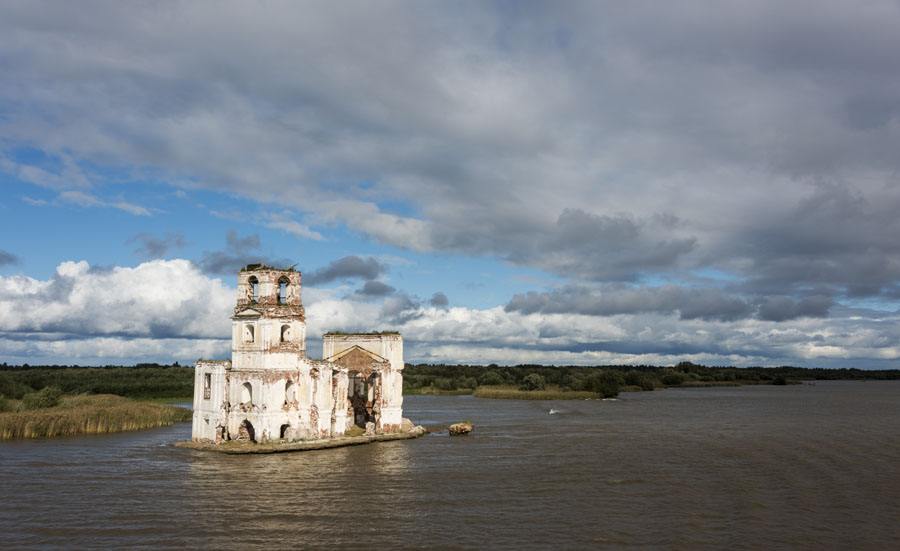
[473,385,599,400]
[0,394,192,440]
[343,425,366,437]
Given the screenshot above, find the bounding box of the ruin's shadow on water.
[1,381,899,549]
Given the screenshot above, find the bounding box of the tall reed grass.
[0,394,191,439]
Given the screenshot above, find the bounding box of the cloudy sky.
[2,1,900,368]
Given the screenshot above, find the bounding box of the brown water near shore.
[1,381,898,549]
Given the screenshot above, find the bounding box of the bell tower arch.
[232,264,306,369]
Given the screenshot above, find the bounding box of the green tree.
[519,373,546,391]
[22,386,63,410]
[479,370,504,386]
[585,371,620,398]
[661,370,686,386]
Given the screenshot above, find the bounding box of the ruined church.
[191,264,405,444]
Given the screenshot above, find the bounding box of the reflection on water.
[2,381,899,549]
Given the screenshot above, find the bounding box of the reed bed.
[405,386,475,396]
[0,394,191,440]
[473,385,598,400]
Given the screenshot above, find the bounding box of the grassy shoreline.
[0,394,192,440]
[474,385,599,400]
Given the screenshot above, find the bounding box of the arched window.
[239,419,256,442]
[285,380,295,403]
[278,277,289,304]
[248,276,259,302]
[280,324,291,343]
[243,324,255,343]
[241,382,253,405]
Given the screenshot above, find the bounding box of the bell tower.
[232,264,306,370]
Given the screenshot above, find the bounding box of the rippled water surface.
[2,381,899,549]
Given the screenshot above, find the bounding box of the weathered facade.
[191,264,404,444]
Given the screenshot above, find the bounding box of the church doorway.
[348,372,380,428]
[237,419,256,442]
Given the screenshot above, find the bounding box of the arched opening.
[280,423,291,439]
[348,371,376,428]
[238,419,256,442]
[243,324,255,343]
[284,379,295,405]
[241,382,253,406]
[280,324,291,343]
[248,276,259,302]
[277,277,289,304]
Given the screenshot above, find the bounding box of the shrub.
[661,371,686,386]
[519,373,546,391]
[585,371,620,398]
[458,376,478,389]
[478,370,504,386]
[0,395,11,412]
[21,386,63,410]
[715,370,736,381]
[624,371,656,391]
[0,373,31,400]
[772,375,788,386]
[433,377,457,391]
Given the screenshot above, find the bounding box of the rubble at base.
[177,425,427,454]
[448,422,473,436]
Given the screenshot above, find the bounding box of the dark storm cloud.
[355,280,396,297]
[429,292,449,308]
[0,250,19,266]
[3,1,900,365]
[431,208,696,282]
[197,230,291,275]
[381,293,423,324]
[506,285,832,322]
[506,285,752,321]
[731,183,900,298]
[539,209,697,281]
[756,295,834,322]
[4,2,900,287]
[305,256,388,286]
[128,232,186,259]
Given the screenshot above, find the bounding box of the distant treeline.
[402,362,900,393]
[0,364,193,400]
[1,362,898,401]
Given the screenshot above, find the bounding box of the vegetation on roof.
[323,331,401,336]
[240,263,298,272]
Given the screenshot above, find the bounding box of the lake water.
[1,381,898,549]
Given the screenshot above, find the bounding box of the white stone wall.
[322,333,404,371]
[322,333,405,431]
[192,360,229,442]
[192,267,405,444]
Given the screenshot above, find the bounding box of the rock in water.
[448,422,473,436]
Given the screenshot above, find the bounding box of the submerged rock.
[448,422,473,436]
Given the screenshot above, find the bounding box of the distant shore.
[406,380,778,400]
